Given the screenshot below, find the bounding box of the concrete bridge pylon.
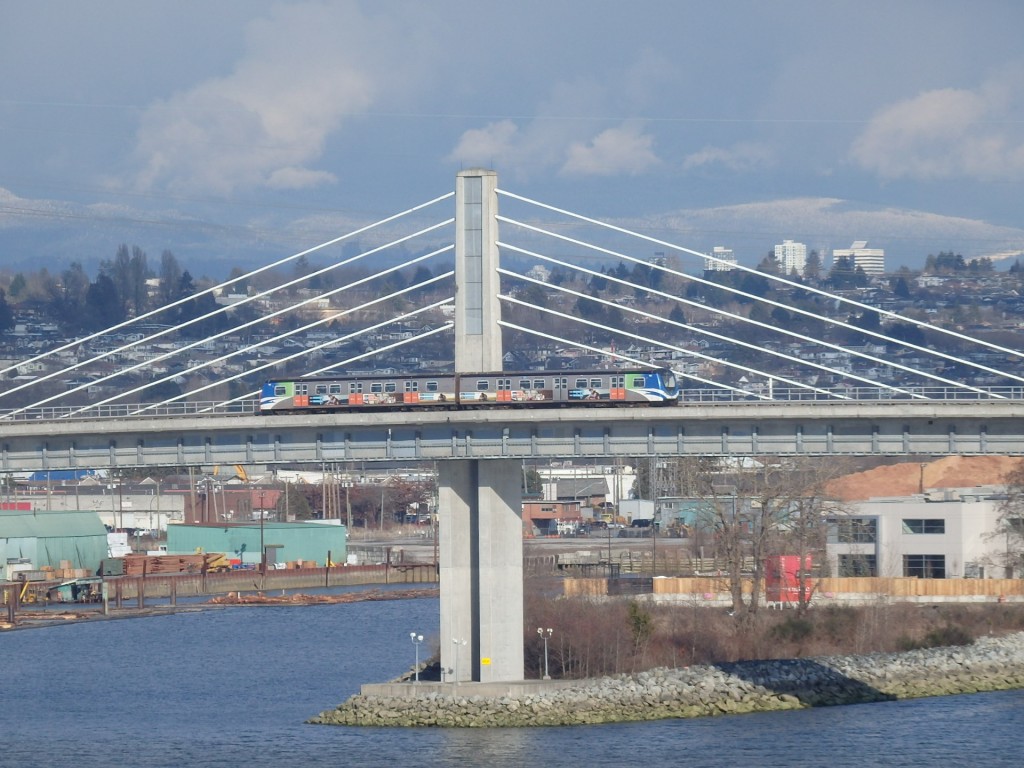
[439,169,525,682]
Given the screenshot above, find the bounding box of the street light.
[410,632,424,682]
[258,490,266,574]
[537,627,553,680]
[452,638,467,683]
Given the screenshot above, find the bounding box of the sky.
[1,0,1023,275]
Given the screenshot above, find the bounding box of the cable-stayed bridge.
[3,169,1024,684]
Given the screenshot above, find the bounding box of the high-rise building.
[832,241,885,276]
[774,240,807,276]
[704,246,737,272]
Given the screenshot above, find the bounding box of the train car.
[260,367,678,414]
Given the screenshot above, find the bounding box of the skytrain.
[259,367,679,413]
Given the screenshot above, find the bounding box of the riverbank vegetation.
[523,592,1024,679]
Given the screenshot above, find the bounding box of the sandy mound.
[828,456,1024,501]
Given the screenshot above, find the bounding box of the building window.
[902,519,945,534]
[838,554,877,577]
[835,517,877,543]
[903,554,945,578]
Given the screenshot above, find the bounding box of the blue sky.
[1,1,1022,274]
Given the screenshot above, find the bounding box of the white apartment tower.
[704,246,738,272]
[774,240,807,276]
[833,241,885,276]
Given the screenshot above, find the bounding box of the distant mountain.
[1,187,1021,278]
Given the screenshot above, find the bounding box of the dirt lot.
[826,455,1022,501]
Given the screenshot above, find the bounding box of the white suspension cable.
[499,272,922,399]
[498,244,991,398]
[0,220,454,404]
[0,191,454,379]
[496,188,1024,369]
[500,296,847,400]
[123,304,454,416]
[204,324,456,412]
[498,320,765,398]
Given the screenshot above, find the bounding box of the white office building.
[827,487,1015,579]
[833,240,885,276]
[774,240,807,276]
[704,246,738,272]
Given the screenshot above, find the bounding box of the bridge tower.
[438,170,525,682]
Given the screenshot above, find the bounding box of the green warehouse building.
[166,521,347,567]
[0,509,109,576]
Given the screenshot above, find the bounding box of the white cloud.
[446,120,521,168]
[123,2,395,196]
[850,68,1024,181]
[561,123,659,177]
[682,142,774,173]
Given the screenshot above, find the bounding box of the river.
[1,594,1021,767]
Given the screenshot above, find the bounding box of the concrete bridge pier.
[438,458,525,682]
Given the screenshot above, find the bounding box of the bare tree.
[991,462,1024,577]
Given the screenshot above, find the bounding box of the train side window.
[328,384,341,395]
[315,384,327,395]
[349,382,363,394]
[534,379,545,389]
[611,375,624,388]
[476,380,490,391]
[385,382,397,393]
[498,378,511,390]
[575,378,587,389]
[425,381,438,392]
[405,380,419,393]
[370,382,383,394]
[630,376,645,387]
[519,379,531,389]
[590,378,602,388]
[275,385,287,396]
[297,383,308,395]
[554,378,567,390]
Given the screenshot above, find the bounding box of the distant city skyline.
[1,2,1022,275]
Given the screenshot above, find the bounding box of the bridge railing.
[0,400,261,422]
[1,385,1022,423]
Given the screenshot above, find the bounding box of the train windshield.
[663,370,677,389]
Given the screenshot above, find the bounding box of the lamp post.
[537,627,553,680]
[259,490,266,574]
[410,632,424,682]
[452,638,466,683]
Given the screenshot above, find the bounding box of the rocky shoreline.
[310,632,1024,727]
